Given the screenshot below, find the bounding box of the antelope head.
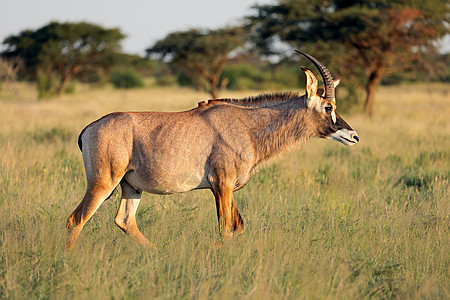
[296,50,359,146]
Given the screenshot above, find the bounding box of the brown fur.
[65,71,357,251]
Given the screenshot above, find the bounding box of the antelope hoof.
[234,227,245,236]
[136,237,157,250]
[223,231,233,240]
[211,241,223,250]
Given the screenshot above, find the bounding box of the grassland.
[0,82,448,299]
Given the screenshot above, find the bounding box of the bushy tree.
[146,27,246,99]
[2,21,125,97]
[249,0,449,115]
[110,68,145,89]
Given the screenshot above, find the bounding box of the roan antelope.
[66,51,359,251]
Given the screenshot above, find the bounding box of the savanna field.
[0,83,448,299]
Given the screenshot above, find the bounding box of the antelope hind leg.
[66,184,116,252]
[115,180,155,248]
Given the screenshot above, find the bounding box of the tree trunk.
[57,63,81,96]
[209,76,218,99]
[57,74,71,96]
[364,69,383,117]
[219,77,229,93]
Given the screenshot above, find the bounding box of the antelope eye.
[325,106,333,112]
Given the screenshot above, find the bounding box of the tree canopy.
[146,27,246,99]
[249,0,450,115]
[2,21,125,96]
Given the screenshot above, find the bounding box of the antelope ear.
[301,66,319,109]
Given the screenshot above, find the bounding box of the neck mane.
[196,92,302,109]
[213,92,301,108]
[212,92,316,165]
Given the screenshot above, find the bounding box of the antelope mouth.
[341,136,356,144]
[326,129,359,146]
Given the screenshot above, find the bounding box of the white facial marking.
[326,129,359,146]
[331,110,336,124]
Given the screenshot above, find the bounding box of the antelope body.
[66,52,359,251]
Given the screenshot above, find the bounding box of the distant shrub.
[37,71,58,99]
[110,68,145,89]
[64,81,76,94]
[270,64,301,89]
[222,63,302,91]
[222,64,267,90]
[156,74,177,86]
[76,67,108,87]
[177,72,196,87]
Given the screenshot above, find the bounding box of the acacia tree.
[2,21,124,96]
[249,0,449,115]
[146,27,245,99]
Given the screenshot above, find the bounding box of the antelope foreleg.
[231,196,244,234]
[213,186,233,239]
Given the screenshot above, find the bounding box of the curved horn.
[295,50,335,101]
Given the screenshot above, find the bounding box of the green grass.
[0,83,449,299]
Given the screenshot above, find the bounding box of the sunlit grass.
[0,82,449,299]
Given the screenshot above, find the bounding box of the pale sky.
[1,0,449,55]
[0,0,271,55]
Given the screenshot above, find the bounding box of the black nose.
[354,135,359,142]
